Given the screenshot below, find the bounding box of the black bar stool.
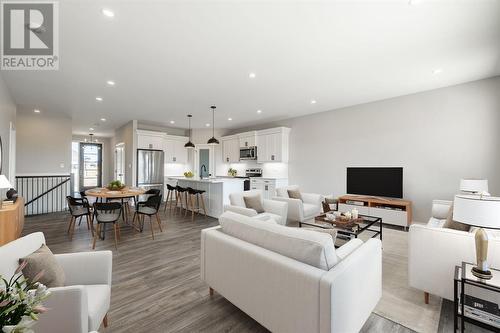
[187,187,207,221]
[164,184,177,213]
[175,186,188,216]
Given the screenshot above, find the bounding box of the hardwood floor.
[23,205,413,333]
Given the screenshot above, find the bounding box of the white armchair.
[224,190,288,225]
[0,232,112,333]
[273,185,322,224]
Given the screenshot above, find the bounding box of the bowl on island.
[184,171,194,178]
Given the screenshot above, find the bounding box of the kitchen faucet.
[200,164,207,179]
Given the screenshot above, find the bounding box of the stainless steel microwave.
[240,146,257,160]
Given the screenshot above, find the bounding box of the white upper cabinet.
[137,130,166,150]
[256,127,290,163]
[222,136,240,163]
[164,135,189,164]
[238,131,257,148]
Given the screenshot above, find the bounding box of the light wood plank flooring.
[23,205,414,333]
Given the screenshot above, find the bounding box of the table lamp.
[453,194,500,280]
[0,175,12,209]
[460,179,489,195]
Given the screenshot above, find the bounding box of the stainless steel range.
[234,168,262,191]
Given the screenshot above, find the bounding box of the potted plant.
[1,261,50,333]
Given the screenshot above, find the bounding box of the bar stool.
[187,187,207,221]
[164,184,177,213]
[175,186,188,216]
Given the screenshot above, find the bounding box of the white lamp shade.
[460,179,488,193]
[0,175,12,189]
[453,195,500,229]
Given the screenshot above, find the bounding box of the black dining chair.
[92,202,122,249]
[66,196,93,240]
[132,195,163,239]
[137,189,161,204]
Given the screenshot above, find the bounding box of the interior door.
[79,143,102,190]
[114,145,125,183]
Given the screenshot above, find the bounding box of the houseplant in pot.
[0,261,51,333]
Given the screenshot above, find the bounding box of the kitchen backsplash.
[224,162,288,178]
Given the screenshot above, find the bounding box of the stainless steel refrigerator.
[137,149,164,193]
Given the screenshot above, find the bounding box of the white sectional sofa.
[409,200,500,302]
[201,211,382,333]
[224,190,288,225]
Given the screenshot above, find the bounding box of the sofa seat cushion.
[303,203,319,218]
[255,212,282,224]
[427,217,446,228]
[219,211,340,270]
[86,284,110,331]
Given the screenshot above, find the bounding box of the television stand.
[337,195,412,230]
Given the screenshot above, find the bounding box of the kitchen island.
[165,177,244,218]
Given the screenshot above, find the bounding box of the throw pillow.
[243,195,265,213]
[443,204,471,232]
[303,227,338,242]
[20,244,65,288]
[287,189,302,201]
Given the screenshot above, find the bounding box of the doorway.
[79,142,103,190]
[194,144,215,178]
[114,144,125,183]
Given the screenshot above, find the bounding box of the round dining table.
[85,187,147,234]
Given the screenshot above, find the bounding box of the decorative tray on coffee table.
[315,214,364,229]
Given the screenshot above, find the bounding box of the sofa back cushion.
[219,211,340,270]
[0,232,46,279]
[276,185,299,198]
[432,200,453,219]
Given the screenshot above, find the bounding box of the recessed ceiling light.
[106,80,115,86]
[34,109,40,113]
[257,109,262,114]
[432,68,443,75]
[170,120,175,124]
[89,127,94,131]
[249,72,256,79]
[100,118,106,122]
[311,100,317,104]
[95,97,103,102]
[205,123,210,127]
[102,8,114,18]
[228,117,232,121]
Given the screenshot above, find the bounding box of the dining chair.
[66,196,93,240]
[92,202,122,250]
[132,195,163,239]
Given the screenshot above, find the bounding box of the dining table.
[85,186,147,234]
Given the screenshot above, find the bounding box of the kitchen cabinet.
[164,135,189,164]
[238,131,256,148]
[250,178,288,200]
[222,136,240,163]
[256,127,290,163]
[137,130,165,150]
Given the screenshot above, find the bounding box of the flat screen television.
[346,167,403,198]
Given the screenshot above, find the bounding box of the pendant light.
[207,105,219,145]
[184,114,195,149]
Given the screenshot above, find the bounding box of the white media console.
[337,195,412,229]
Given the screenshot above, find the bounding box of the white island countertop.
[166,176,244,184]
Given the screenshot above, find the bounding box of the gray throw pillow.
[287,189,302,201]
[20,244,65,288]
[443,204,470,232]
[243,195,265,214]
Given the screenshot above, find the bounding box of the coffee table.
[299,213,383,244]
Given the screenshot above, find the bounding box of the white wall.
[0,74,16,183]
[229,77,500,222]
[16,110,72,175]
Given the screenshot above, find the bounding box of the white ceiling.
[3,0,500,137]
